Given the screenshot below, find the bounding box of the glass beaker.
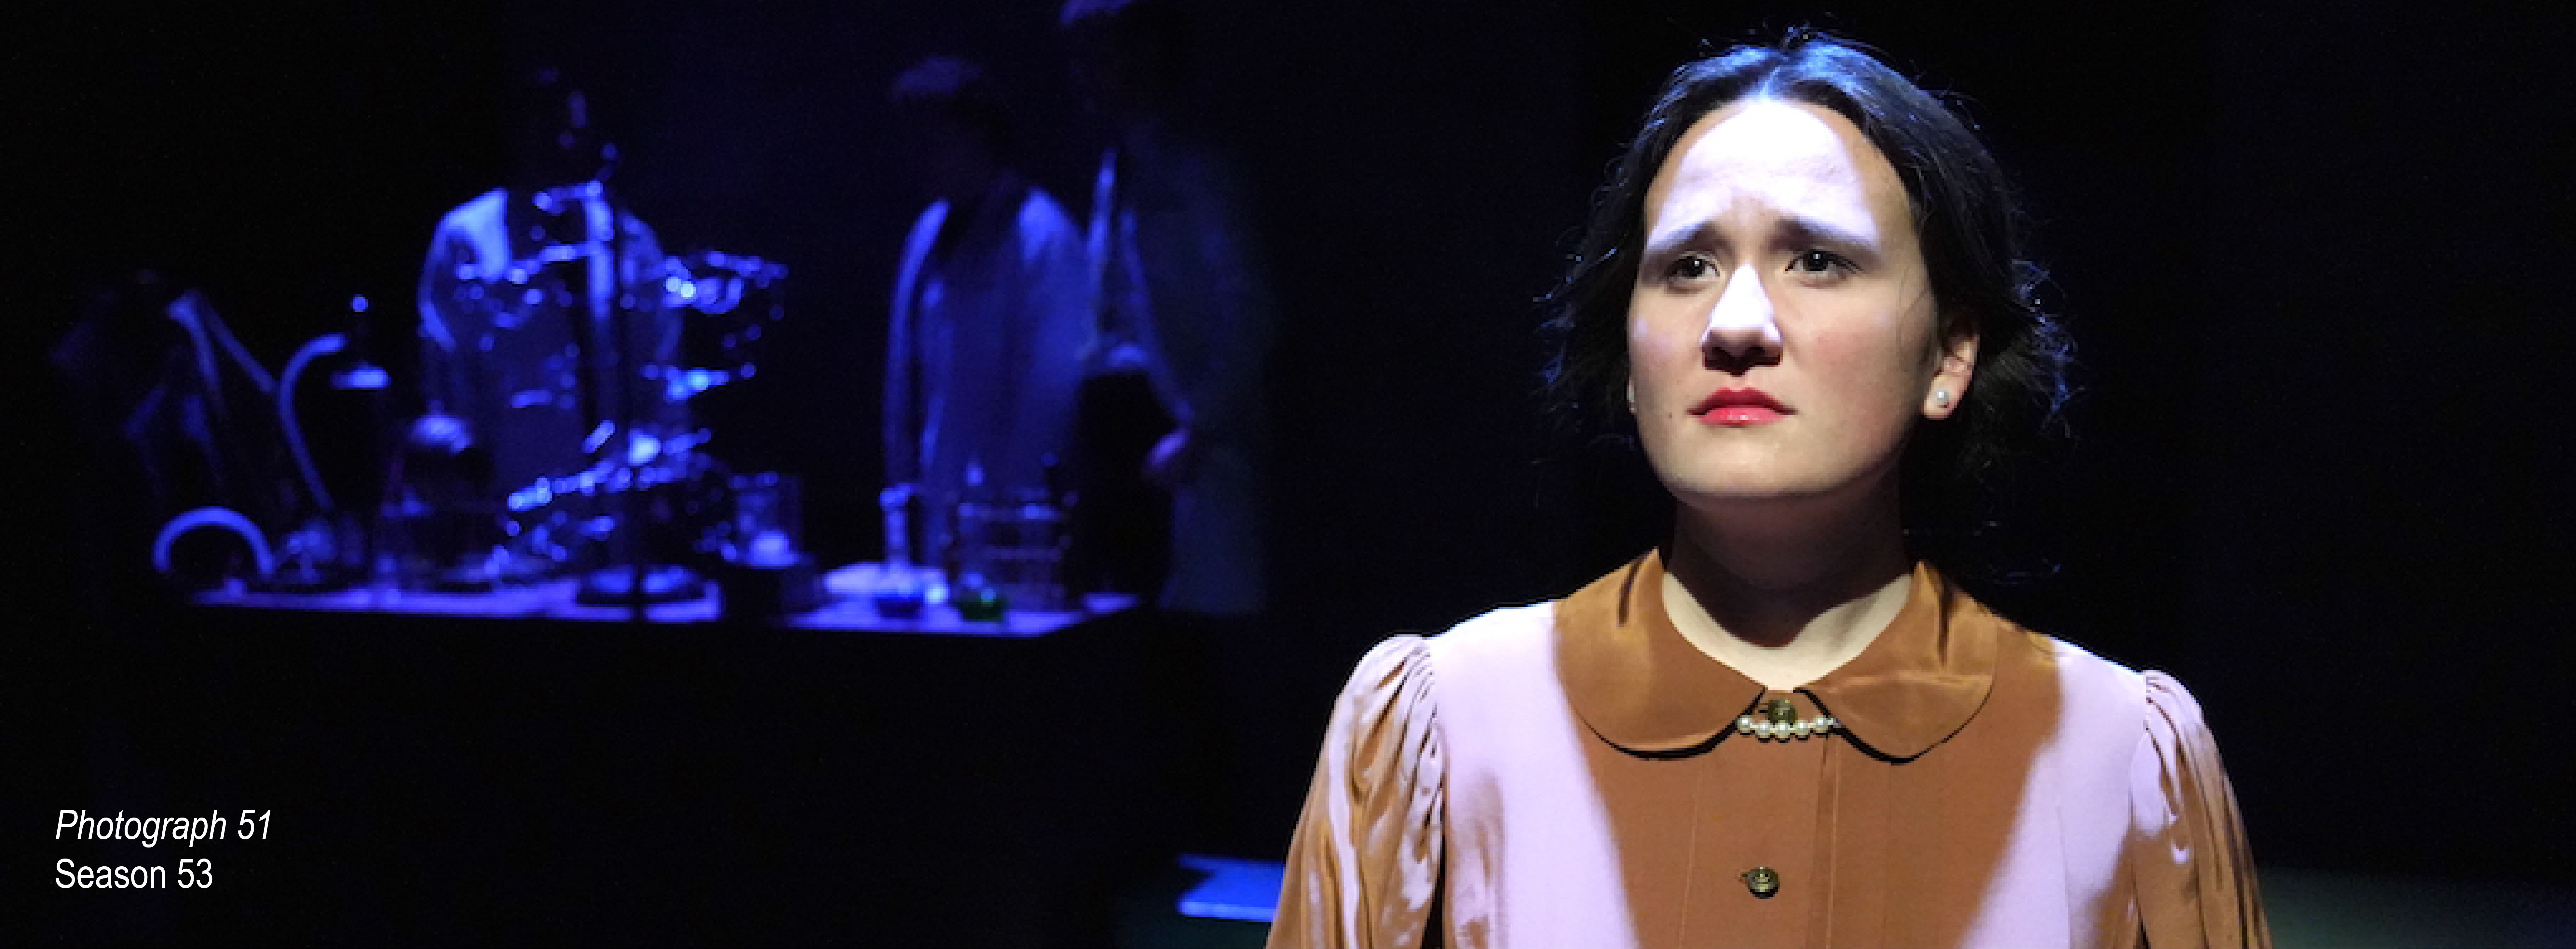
[729,472,802,568]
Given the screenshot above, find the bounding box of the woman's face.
[1627,98,1974,514]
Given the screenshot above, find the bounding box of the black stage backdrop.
[8,0,2570,943]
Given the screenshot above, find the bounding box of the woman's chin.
[1665,478,1821,508]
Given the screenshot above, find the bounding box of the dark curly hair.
[1539,31,2073,576]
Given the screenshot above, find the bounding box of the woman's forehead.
[1641,99,1910,248]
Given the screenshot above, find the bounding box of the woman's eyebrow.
[1778,215,1880,253]
[1642,215,1881,260]
[1641,221,1721,260]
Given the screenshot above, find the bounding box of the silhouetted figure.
[1063,0,1274,616]
[881,56,1091,564]
[50,271,299,592]
[412,68,678,586]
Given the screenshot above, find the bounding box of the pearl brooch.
[1735,698,1838,742]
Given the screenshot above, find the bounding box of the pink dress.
[1272,550,2267,947]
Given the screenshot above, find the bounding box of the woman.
[1271,34,2266,948]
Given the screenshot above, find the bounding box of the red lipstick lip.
[1690,387,1791,417]
[1691,387,1790,427]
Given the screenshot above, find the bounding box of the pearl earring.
[1626,380,1637,413]
[1932,389,1951,408]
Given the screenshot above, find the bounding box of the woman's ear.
[1925,327,1979,421]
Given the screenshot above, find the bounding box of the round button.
[1742,865,1780,898]
[1765,698,1798,725]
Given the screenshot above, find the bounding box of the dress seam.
[1677,751,1705,946]
[1814,730,1842,945]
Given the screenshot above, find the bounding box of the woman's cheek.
[1625,317,1687,408]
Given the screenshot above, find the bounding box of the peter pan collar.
[1553,548,2003,762]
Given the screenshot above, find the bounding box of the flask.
[951,460,1007,622]
[872,483,926,618]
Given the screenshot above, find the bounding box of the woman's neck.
[1659,491,1915,690]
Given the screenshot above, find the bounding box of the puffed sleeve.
[2133,671,2271,947]
[1269,636,1446,949]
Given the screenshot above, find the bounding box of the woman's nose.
[1702,265,1783,371]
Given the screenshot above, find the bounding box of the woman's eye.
[1663,254,1717,285]
[1789,249,1852,278]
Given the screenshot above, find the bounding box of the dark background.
[8,0,2571,943]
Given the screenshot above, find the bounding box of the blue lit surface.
[331,365,389,390]
[1177,853,1284,924]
